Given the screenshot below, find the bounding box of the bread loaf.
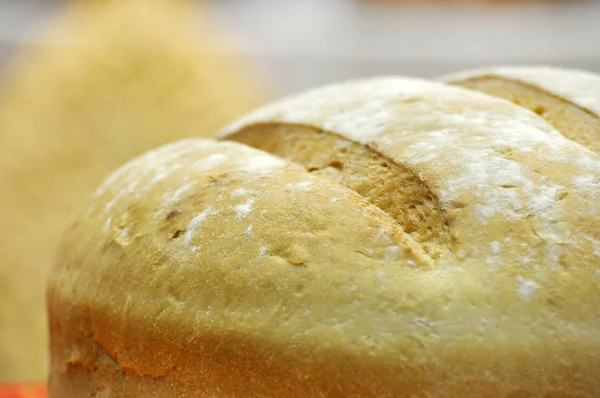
[0,0,265,382]
[47,73,600,396]
[441,66,600,152]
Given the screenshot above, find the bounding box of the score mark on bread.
[228,124,451,259]
[441,66,600,152]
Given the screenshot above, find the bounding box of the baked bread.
[440,66,600,152]
[0,0,265,382]
[48,74,600,396]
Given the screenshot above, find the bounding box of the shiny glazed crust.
[48,75,600,396]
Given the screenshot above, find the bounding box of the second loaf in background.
[0,0,267,382]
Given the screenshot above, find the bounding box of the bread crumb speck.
[150,171,169,185]
[231,188,255,197]
[385,246,400,262]
[375,228,390,242]
[105,199,116,212]
[516,277,539,298]
[258,246,268,258]
[166,183,194,205]
[546,246,560,263]
[490,241,501,255]
[194,153,228,170]
[235,199,255,220]
[243,155,285,174]
[183,207,213,247]
[585,236,600,257]
[285,181,312,192]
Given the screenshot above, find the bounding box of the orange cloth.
[0,384,46,398]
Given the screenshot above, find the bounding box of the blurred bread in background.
[0,0,267,382]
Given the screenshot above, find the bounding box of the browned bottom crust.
[49,298,599,398]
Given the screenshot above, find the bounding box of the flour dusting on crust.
[441,66,600,117]
[219,77,600,269]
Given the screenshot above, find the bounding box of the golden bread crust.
[441,66,600,152]
[49,77,600,396]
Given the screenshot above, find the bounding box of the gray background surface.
[1,0,599,95]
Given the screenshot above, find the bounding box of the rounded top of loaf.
[48,76,600,396]
[440,65,600,116]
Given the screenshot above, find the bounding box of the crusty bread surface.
[48,75,600,396]
[441,66,600,152]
